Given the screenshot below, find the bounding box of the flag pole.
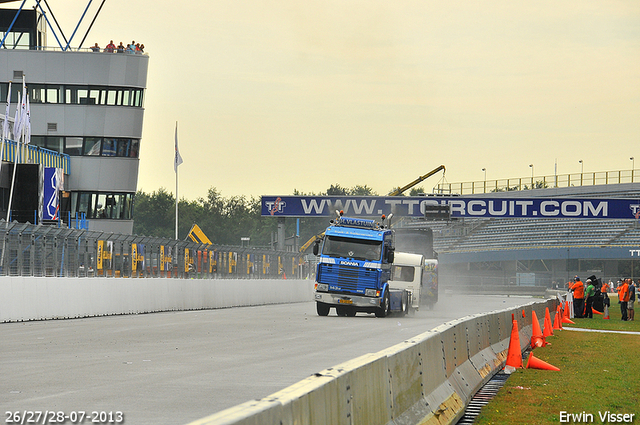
[174,121,183,240]
[175,122,178,240]
[7,76,26,224]
[175,160,178,240]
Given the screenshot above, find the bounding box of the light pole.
[529,164,534,187]
[579,160,583,186]
[482,168,486,192]
[631,157,635,182]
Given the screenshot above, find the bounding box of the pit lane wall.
[188,299,558,425]
[0,277,314,322]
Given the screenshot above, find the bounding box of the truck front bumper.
[314,291,381,308]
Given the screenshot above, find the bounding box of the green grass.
[475,296,640,425]
[561,294,640,332]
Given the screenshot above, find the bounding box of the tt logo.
[266,197,286,215]
[630,204,640,218]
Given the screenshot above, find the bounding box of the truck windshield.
[322,236,382,261]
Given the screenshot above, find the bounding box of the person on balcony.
[104,40,116,53]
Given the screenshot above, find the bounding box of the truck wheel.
[346,307,357,317]
[316,302,330,316]
[401,292,409,317]
[336,306,347,317]
[375,292,390,318]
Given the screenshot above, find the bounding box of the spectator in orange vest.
[601,280,611,315]
[618,279,630,321]
[570,276,585,318]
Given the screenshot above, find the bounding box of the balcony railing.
[436,169,639,195]
[1,139,70,174]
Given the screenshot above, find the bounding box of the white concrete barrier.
[0,277,314,322]
[188,298,560,425]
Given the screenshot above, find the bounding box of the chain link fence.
[0,221,309,279]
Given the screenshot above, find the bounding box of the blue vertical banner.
[42,167,62,220]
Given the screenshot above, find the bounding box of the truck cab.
[313,215,395,317]
[387,253,439,313]
[388,252,423,313]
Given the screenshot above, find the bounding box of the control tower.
[0,1,148,234]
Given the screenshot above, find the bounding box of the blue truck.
[313,213,412,317]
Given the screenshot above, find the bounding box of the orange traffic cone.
[591,307,603,315]
[527,352,560,371]
[504,319,523,373]
[543,308,553,338]
[530,310,545,348]
[553,305,563,330]
[603,304,610,320]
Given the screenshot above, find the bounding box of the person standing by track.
[601,280,611,318]
[570,276,585,318]
[628,280,636,321]
[618,279,630,321]
[584,279,596,318]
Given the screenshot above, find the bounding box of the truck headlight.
[316,283,329,292]
[365,288,377,297]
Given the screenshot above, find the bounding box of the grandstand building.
[0,4,148,234]
[428,182,640,290]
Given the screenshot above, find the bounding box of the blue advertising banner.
[42,167,61,220]
[261,196,640,220]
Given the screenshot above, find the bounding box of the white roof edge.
[393,251,423,265]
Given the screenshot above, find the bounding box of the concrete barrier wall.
[188,298,560,425]
[0,277,314,322]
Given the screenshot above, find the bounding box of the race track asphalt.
[1,294,534,425]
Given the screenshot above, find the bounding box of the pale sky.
[49,1,640,200]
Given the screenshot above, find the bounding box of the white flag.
[25,95,31,144]
[13,76,26,140]
[2,81,10,140]
[13,91,21,140]
[174,121,183,173]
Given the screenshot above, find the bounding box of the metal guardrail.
[436,169,638,194]
[5,45,148,54]
[0,221,307,279]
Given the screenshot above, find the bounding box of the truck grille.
[317,263,379,293]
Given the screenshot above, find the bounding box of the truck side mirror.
[386,248,394,263]
[313,240,320,256]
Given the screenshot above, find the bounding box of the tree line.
[133,185,427,248]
